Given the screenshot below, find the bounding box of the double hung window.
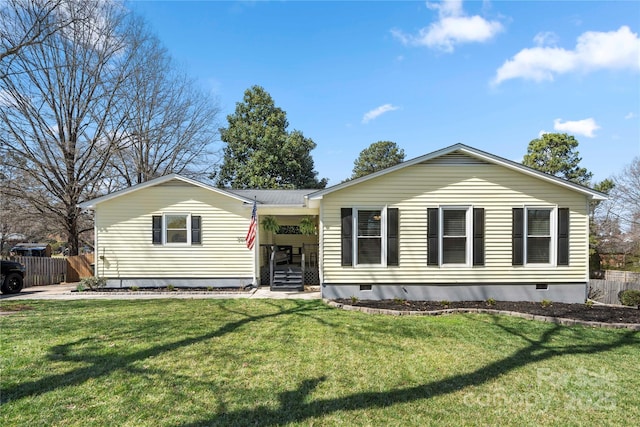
[152,214,201,245]
[357,209,382,264]
[442,208,468,264]
[526,208,552,264]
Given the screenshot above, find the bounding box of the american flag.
[245,200,257,250]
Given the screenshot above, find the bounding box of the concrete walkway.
[0,284,321,301]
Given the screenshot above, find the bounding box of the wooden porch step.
[271,265,304,291]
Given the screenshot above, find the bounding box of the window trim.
[439,206,472,267]
[524,206,556,266]
[165,213,190,245]
[353,206,387,267]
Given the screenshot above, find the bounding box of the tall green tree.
[351,141,405,179]
[215,85,327,189]
[522,133,592,185]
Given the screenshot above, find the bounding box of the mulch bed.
[73,286,253,293]
[333,299,640,324]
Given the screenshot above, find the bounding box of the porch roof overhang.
[257,206,319,216]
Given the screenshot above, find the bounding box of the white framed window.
[441,206,471,266]
[525,207,555,265]
[152,213,201,246]
[166,214,188,244]
[354,208,385,265]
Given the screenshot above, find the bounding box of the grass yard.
[1,299,638,426]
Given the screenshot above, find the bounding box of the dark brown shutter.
[557,208,569,265]
[387,208,399,266]
[341,208,353,266]
[427,208,439,266]
[152,215,162,244]
[473,208,485,266]
[191,215,202,245]
[512,208,523,265]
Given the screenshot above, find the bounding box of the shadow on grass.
[0,300,318,404]
[179,318,639,426]
[2,302,638,425]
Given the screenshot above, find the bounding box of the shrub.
[130,286,139,292]
[79,276,107,291]
[618,289,640,307]
[486,298,496,307]
[349,295,359,304]
[166,284,175,291]
[393,297,406,305]
[585,300,594,309]
[440,300,450,308]
[541,299,553,308]
[76,283,85,292]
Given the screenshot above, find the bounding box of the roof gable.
[309,143,607,201]
[79,174,254,209]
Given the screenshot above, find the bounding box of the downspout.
[318,200,324,296]
[585,196,591,301]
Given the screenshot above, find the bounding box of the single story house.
[79,144,606,303]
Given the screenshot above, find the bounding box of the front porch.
[260,243,320,290]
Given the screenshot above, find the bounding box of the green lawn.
[1,299,638,426]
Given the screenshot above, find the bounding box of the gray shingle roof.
[227,189,315,205]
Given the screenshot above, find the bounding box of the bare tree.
[0,0,89,71]
[109,26,220,187]
[0,159,61,254]
[612,157,640,230]
[591,157,640,269]
[0,0,137,255]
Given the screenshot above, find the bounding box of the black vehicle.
[1,260,25,294]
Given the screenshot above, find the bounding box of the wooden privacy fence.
[14,256,66,288]
[589,270,640,305]
[66,254,94,282]
[10,254,95,288]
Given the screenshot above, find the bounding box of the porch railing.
[260,243,319,286]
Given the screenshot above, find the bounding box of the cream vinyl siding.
[321,161,589,284]
[94,183,253,278]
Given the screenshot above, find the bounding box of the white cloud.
[625,112,637,119]
[391,0,503,53]
[553,118,600,138]
[533,31,559,47]
[493,26,640,85]
[362,104,399,124]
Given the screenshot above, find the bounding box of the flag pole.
[245,196,258,287]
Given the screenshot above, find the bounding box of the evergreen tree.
[522,133,592,185]
[215,86,327,189]
[351,141,405,179]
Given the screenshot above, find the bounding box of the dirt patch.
[0,304,35,315]
[333,299,640,324]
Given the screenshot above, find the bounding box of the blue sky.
[127,0,640,186]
